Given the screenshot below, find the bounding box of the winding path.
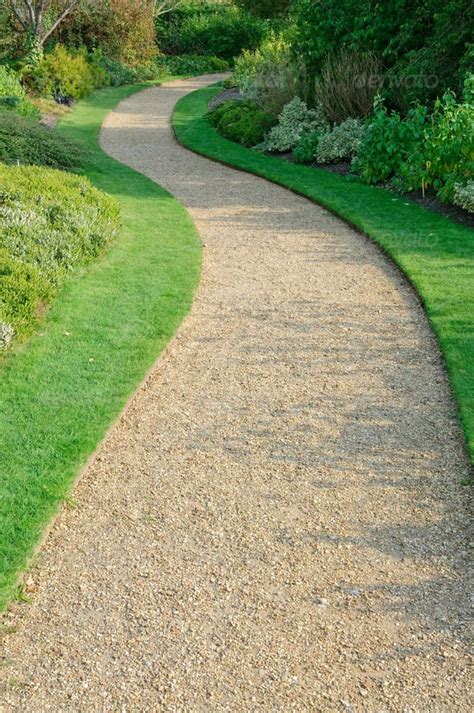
[1,76,471,711]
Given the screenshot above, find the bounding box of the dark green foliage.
[354,89,474,200]
[0,111,91,170]
[292,132,320,164]
[156,2,264,60]
[208,100,276,147]
[292,0,474,106]
[234,0,291,18]
[154,54,229,76]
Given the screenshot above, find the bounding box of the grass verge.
[0,83,201,611]
[173,85,474,462]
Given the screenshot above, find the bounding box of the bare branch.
[40,0,78,45]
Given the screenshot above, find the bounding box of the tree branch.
[40,0,78,45]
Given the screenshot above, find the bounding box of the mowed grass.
[173,85,474,462]
[0,84,201,610]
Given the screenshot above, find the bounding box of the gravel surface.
[1,75,472,712]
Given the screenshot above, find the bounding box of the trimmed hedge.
[0,111,91,170]
[0,163,120,345]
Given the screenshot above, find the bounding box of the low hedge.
[208,99,276,147]
[0,111,91,170]
[0,162,120,345]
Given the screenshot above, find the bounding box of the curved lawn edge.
[0,83,201,611]
[173,84,474,464]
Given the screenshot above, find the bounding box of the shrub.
[154,54,229,77]
[315,118,366,164]
[209,100,276,147]
[0,248,51,345]
[233,33,305,115]
[314,50,383,122]
[0,111,90,171]
[354,91,474,202]
[261,97,329,152]
[24,45,108,102]
[156,2,264,60]
[0,64,38,118]
[452,181,474,213]
[0,163,120,285]
[292,132,320,164]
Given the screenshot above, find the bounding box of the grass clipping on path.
[173,85,474,463]
[0,84,201,611]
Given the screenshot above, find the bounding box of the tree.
[7,0,78,47]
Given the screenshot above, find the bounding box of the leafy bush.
[233,33,304,115]
[261,97,329,152]
[24,45,108,102]
[209,99,276,147]
[0,111,90,171]
[452,181,474,213]
[156,2,264,60]
[292,132,320,164]
[0,248,51,345]
[0,65,38,118]
[155,54,229,77]
[314,50,382,122]
[0,163,120,286]
[315,118,366,164]
[354,91,474,203]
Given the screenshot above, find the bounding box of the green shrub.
[0,163,120,285]
[292,132,320,164]
[0,248,51,345]
[452,181,474,213]
[209,100,276,147]
[24,45,108,102]
[261,97,329,152]
[354,91,474,203]
[0,65,38,119]
[156,2,264,60]
[353,99,428,186]
[233,33,304,115]
[315,118,366,164]
[0,111,90,171]
[154,54,229,77]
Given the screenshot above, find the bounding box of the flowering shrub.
[0,321,15,351]
[452,180,474,213]
[261,97,329,152]
[315,118,366,163]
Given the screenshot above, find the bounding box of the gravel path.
[1,75,472,711]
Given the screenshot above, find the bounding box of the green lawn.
[0,84,201,611]
[173,85,474,463]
